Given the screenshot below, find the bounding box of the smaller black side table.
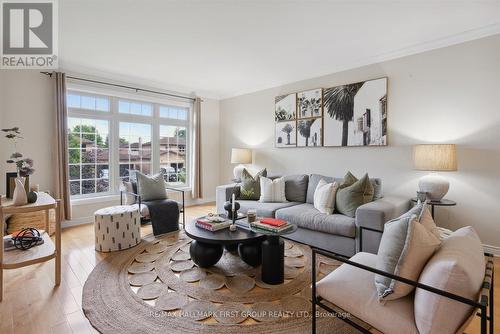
[411,198,456,219]
[252,224,298,285]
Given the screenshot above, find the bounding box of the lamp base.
[418,173,449,201]
[233,164,245,182]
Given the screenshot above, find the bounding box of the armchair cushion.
[316,252,419,334]
[375,213,440,301]
[136,171,167,201]
[414,226,485,334]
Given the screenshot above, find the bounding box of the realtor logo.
[1,0,58,69]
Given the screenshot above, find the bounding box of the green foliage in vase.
[2,127,35,177]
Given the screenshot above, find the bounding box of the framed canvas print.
[297,88,322,119]
[275,93,296,121]
[297,118,322,147]
[323,77,388,147]
[275,120,297,148]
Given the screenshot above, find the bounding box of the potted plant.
[2,127,35,205]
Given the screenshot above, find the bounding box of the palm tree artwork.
[298,119,315,147]
[323,82,364,146]
[281,123,293,145]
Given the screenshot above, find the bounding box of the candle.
[232,193,235,212]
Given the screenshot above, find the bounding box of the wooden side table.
[411,198,457,219]
[0,193,61,301]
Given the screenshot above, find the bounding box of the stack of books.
[195,216,231,232]
[235,219,251,230]
[250,218,293,233]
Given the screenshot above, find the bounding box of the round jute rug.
[82,230,358,334]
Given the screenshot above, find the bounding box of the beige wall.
[219,34,500,248]
[0,71,220,224]
[0,71,56,195]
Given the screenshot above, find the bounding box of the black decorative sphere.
[223,200,240,219]
[238,242,262,267]
[189,240,223,268]
[27,191,38,203]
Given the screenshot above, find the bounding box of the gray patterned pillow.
[239,168,267,200]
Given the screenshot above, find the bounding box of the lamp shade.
[231,148,252,164]
[413,144,457,171]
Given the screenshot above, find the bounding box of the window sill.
[70,186,191,206]
[71,194,120,206]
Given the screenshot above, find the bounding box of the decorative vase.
[418,174,449,201]
[13,177,28,206]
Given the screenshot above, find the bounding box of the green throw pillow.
[239,168,267,200]
[136,171,167,201]
[336,173,374,217]
[338,171,358,189]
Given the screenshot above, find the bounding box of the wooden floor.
[0,203,498,334]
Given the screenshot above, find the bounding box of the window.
[68,117,110,196]
[119,100,152,116]
[66,89,192,198]
[67,92,109,112]
[119,122,152,182]
[159,105,188,120]
[159,125,186,185]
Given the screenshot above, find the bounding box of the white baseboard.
[483,244,500,257]
[62,216,94,228]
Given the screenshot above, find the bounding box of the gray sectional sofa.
[216,174,409,256]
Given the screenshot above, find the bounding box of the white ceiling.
[59,0,500,99]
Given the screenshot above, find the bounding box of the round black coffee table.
[184,219,265,268]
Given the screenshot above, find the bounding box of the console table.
[0,193,61,301]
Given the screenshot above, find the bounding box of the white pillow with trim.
[259,177,287,203]
[313,179,338,214]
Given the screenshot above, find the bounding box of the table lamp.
[231,148,252,181]
[413,144,457,201]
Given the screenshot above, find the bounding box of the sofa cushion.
[306,174,338,204]
[306,173,382,204]
[237,200,300,218]
[414,226,485,334]
[284,174,308,202]
[240,168,267,200]
[317,252,419,334]
[336,174,375,217]
[275,203,355,237]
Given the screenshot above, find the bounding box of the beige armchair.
[311,247,494,334]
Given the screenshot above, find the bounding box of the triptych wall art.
[274,77,388,148]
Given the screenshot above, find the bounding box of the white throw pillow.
[121,181,136,205]
[313,179,338,214]
[259,177,287,203]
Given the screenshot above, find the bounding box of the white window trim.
[67,82,193,201]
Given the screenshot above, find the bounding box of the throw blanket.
[143,199,179,236]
